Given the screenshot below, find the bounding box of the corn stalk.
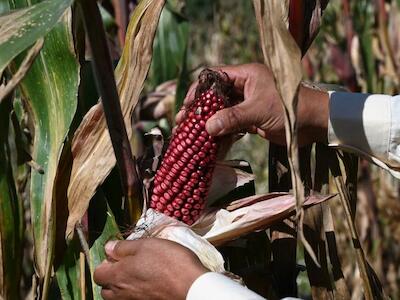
[75,0,142,226]
[62,0,166,239]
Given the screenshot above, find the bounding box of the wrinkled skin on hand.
[94,238,208,300]
[177,63,329,146]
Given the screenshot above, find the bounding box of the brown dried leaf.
[64,0,166,239]
[194,193,335,246]
[127,193,335,272]
[254,0,302,111]
[253,0,319,266]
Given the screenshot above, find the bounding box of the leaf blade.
[0,0,72,74]
[88,208,120,300]
[7,7,80,298]
[0,99,23,300]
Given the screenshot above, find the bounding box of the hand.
[94,238,208,300]
[177,63,329,146]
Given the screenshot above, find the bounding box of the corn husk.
[127,192,335,272]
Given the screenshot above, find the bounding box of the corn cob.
[150,69,232,225]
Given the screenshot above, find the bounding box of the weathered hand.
[94,238,208,300]
[177,63,329,146]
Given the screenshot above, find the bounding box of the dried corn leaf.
[198,193,334,246]
[253,0,316,260]
[3,4,80,297]
[128,193,334,268]
[65,0,165,239]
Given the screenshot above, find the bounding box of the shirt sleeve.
[186,272,265,300]
[328,91,400,177]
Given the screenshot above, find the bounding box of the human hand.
[94,238,208,300]
[177,63,329,146]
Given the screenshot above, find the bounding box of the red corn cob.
[150,69,232,225]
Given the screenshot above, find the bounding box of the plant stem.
[79,252,86,300]
[76,223,90,266]
[77,0,142,214]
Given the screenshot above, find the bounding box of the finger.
[256,127,268,139]
[207,64,252,93]
[94,260,114,286]
[247,125,258,134]
[105,240,141,261]
[101,288,116,300]
[183,81,198,106]
[171,125,178,135]
[175,109,186,125]
[205,102,255,136]
[175,81,199,125]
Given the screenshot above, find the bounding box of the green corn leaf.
[88,206,121,300]
[149,5,189,88]
[21,19,79,298]
[352,1,377,92]
[56,191,121,300]
[0,98,24,300]
[148,4,189,122]
[174,44,189,116]
[56,237,84,300]
[0,2,10,14]
[99,3,116,31]
[3,1,79,298]
[0,0,73,75]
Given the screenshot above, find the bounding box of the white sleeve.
[186,272,265,300]
[328,92,400,177]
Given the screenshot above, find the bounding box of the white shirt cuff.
[388,95,400,166]
[328,92,400,177]
[186,272,265,300]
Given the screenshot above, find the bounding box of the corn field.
[0,0,399,299]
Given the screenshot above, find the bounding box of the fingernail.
[105,240,117,254]
[206,118,224,135]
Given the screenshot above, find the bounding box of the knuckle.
[225,107,244,132]
[112,241,122,255]
[101,288,113,300]
[93,267,102,284]
[114,240,130,255]
[250,62,264,68]
[248,62,268,74]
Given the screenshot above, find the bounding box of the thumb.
[206,103,253,136]
[105,240,139,261]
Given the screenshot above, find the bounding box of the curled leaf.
[197,193,335,246]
